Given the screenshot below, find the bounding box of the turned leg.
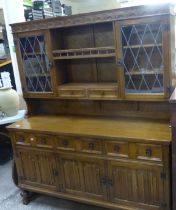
[20,190,34,205]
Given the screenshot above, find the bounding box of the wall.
[0,0,3,9]
[61,0,120,14]
[3,0,25,94]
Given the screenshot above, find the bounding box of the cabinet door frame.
[108,160,167,210]
[115,16,170,100]
[59,153,108,201]
[15,147,59,191]
[14,30,57,98]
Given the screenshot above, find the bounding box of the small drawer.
[136,144,163,162]
[88,88,117,99]
[58,88,86,98]
[15,133,29,146]
[105,141,129,158]
[80,138,103,154]
[36,135,54,148]
[56,136,76,151]
[15,133,36,146]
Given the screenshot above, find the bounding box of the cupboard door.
[115,17,168,99]
[60,154,107,200]
[16,148,58,191]
[16,149,40,185]
[108,160,166,210]
[35,151,59,191]
[15,31,56,97]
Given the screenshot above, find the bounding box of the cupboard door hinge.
[53,169,59,177]
[14,39,18,46]
[160,172,166,179]
[163,24,169,31]
[161,202,167,208]
[48,61,53,70]
[167,86,174,94]
[116,59,124,67]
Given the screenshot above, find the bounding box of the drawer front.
[105,141,129,158]
[56,136,76,151]
[58,88,86,98]
[136,144,163,162]
[80,138,103,154]
[15,133,29,146]
[15,133,36,146]
[36,135,54,148]
[88,88,117,99]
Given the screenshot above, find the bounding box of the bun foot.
[20,190,34,205]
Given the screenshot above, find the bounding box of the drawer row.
[14,132,163,162]
[58,86,118,99]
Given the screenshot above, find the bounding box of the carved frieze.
[11,4,172,33]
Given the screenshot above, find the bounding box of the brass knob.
[114,145,120,152]
[41,138,47,144]
[146,148,152,157]
[62,139,69,146]
[89,143,95,150]
[30,137,34,141]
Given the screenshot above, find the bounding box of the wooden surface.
[11,4,174,33]
[10,3,174,210]
[8,115,171,143]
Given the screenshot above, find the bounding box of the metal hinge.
[14,39,17,46]
[167,86,174,94]
[53,169,59,176]
[161,202,167,208]
[160,172,166,179]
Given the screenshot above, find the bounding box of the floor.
[0,161,105,210]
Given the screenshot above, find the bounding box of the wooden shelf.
[123,43,162,49]
[26,73,50,77]
[53,47,115,60]
[23,52,47,56]
[125,70,163,75]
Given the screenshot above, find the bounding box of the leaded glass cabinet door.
[16,31,55,97]
[116,17,168,99]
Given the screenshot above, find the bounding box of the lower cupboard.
[15,147,169,210]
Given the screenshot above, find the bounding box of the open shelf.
[24,52,47,56]
[53,47,115,60]
[123,43,162,49]
[25,73,50,77]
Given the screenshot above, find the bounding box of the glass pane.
[121,22,164,94]
[19,35,52,92]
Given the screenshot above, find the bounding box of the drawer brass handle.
[53,169,59,176]
[62,139,69,147]
[114,145,120,152]
[88,143,95,150]
[146,148,152,157]
[100,177,106,186]
[107,179,113,187]
[30,137,34,142]
[41,138,47,145]
[18,136,24,143]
